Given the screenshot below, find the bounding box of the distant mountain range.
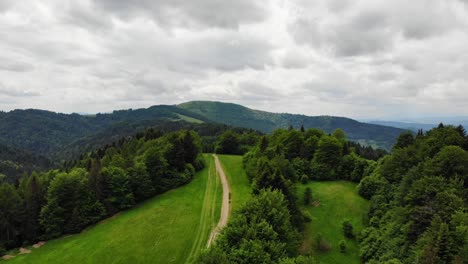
[367,121,436,132]
[0,101,408,164]
[178,101,406,150]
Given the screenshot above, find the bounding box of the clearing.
[298,181,369,264]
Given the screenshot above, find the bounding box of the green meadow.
[7,155,220,264]
[298,181,369,264]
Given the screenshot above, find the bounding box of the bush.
[339,240,346,253]
[304,187,312,205]
[315,233,332,252]
[342,220,354,238]
[302,210,312,223]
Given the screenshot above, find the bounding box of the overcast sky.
[1,0,468,119]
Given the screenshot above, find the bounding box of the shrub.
[339,240,346,253]
[342,220,354,238]
[304,187,312,205]
[315,233,332,252]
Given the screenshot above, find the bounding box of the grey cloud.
[94,0,268,29]
[289,0,466,57]
[0,83,40,97]
[0,57,34,72]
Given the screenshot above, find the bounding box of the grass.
[216,155,252,213]
[176,114,204,124]
[7,154,220,264]
[297,181,369,264]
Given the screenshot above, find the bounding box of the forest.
[1,121,467,264]
[0,128,204,253]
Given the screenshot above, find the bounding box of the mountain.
[367,120,436,132]
[178,101,406,150]
[0,105,209,160]
[0,101,406,164]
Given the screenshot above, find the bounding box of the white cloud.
[0,0,467,119]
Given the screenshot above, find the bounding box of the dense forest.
[358,125,468,263]
[0,128,204,254]
[0,143,52,184]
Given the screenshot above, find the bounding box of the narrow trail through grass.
[206,155,231,247]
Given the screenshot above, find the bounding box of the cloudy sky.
[1,0,468,119]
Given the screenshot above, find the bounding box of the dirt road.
[207,154,230,247]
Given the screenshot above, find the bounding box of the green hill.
[178,101,405,150]
[6,155,220,264]
[5,154,252,264]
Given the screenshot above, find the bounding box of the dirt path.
[207,154,231,247]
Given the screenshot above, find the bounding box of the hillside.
[178,101,406,150]
[0,101,403,164]
[0,106,209,160]
[6,155,220,264]
[0,143,52,184]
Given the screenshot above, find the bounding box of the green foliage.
[40,168,105,237]
[342,220,354,239]
[339,240,346,253]
[0,183,23,248]
[358,174,388,200]
[304,187,312,206]
[101,166,135,214]
[180,101,405,150]
[215,130,241,154]
[198,190,300,264]
[311,136,343,180]
[1,129,204,250]
[359,125,468,263]
[394,131,414,149]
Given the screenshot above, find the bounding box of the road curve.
[207,154,230,247]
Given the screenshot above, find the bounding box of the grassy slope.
[7,155,220,264]
[297,181,369,264]
[216,155,252,214]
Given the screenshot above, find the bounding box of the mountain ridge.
[0,101,406,162]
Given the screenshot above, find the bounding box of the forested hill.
[0,105,209,160]
[178,101,406,150]
[0,143,52,184]
[0,101,403,163]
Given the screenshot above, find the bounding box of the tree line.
[0,129,204,254]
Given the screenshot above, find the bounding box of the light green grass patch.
[176,114,204,124]
[297,181,369,264]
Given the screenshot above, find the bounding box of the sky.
[1,0,468,119]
